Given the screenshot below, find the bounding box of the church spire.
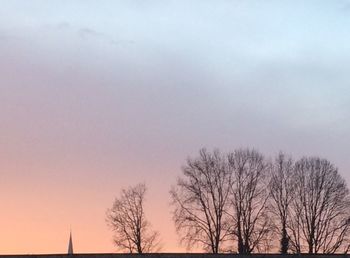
[68,230,74,255]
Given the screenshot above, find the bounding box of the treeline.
[106,148,350,254]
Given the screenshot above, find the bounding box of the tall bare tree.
[227,149,271,254]
[289,157,350,254]
[268,152,295,254]
[170,149,233,253]
[106,183,160,253]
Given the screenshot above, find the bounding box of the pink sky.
[1,0,350,254]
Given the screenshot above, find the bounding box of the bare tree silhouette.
[170,149,233,253]
[227,149,272,254]
[106,183,160,253]
[171,148,350,254]
[288,157,350,254]
[268,152,295,254]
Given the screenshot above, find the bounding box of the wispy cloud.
[78,27,134,45]
[56,22,70,30]
[78,27,104,39]
[43,22,134,46]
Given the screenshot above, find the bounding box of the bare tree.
[170,149,233,253]
[268,152,295,254]
[288,157,350,254]
[106,183,160,253]
[227,149,271,254]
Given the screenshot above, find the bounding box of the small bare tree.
[170,149,233,253]
[106,183,160,253]
[227,149,271,254]
[289,157,350,254]
[268,152,295,254]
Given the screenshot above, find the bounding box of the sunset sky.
[1,0,350,254]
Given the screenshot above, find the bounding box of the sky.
[1,0,350,254]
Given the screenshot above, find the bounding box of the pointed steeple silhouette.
[68,230,74,255]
